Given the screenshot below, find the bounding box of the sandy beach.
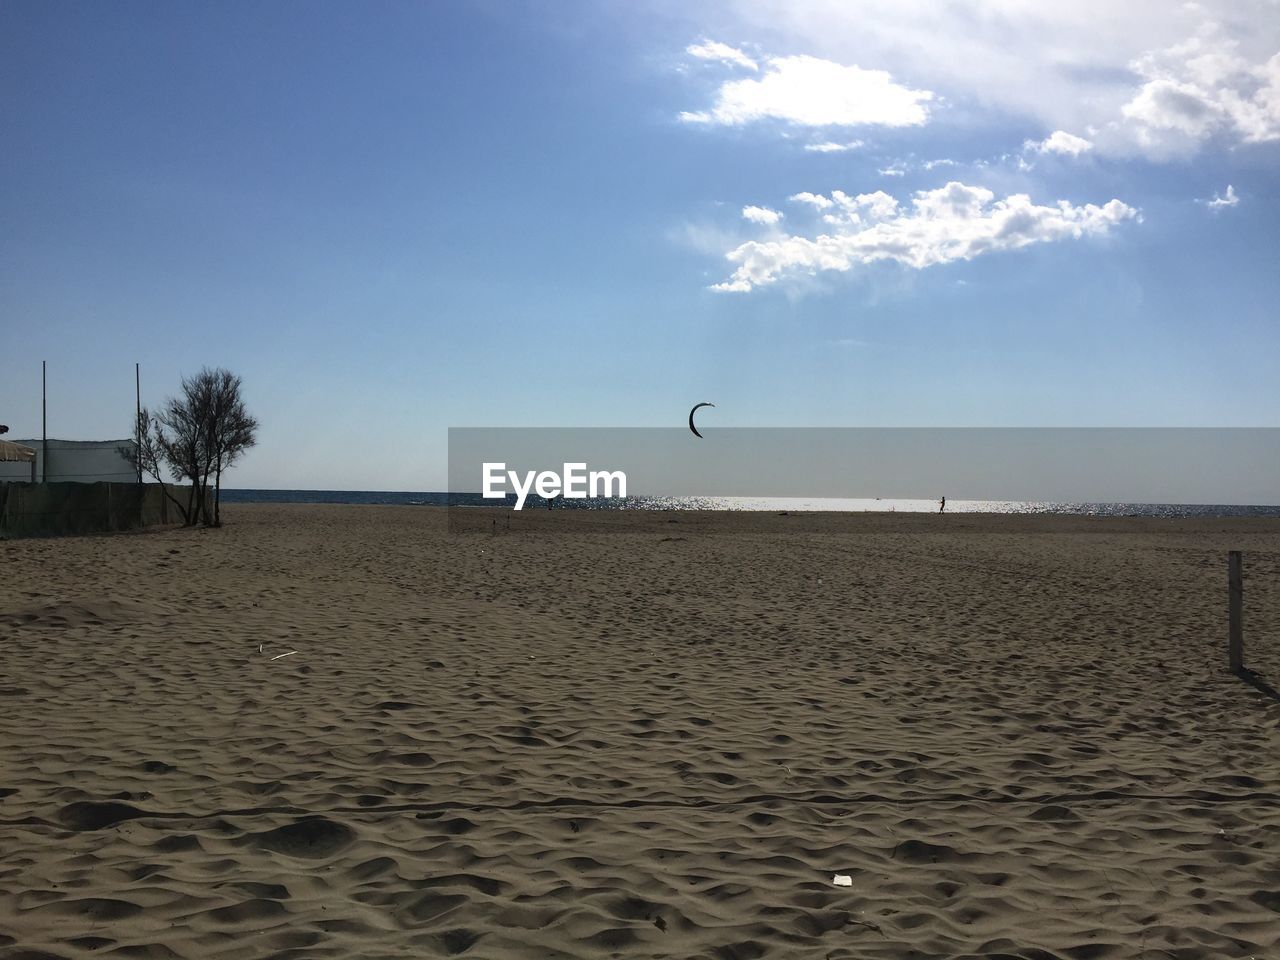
[3,504,1280,959]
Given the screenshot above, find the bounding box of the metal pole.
[1228,551,1244,674]
[42,360,47,483]
[135,362,142,483]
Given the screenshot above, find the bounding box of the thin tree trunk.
[214,459,222,527]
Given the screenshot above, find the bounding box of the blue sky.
[2,1,1277,489]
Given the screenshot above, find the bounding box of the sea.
[219,490,1280,518]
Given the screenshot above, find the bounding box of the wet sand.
[3,505,1280,959]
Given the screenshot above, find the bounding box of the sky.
[2,1,1278,490]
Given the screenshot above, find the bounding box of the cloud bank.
[696,1,1280,157]
[712,183,1138,291]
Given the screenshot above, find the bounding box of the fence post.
[1228,550,1243,674]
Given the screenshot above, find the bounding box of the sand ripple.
[2,506,1280,958]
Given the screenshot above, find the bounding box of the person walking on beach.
[939,496,946,514]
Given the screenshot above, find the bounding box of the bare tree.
[156,374,213,525]
[120,368,258,527]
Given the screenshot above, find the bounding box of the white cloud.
[1202,183,1240,208]
[815,189,901,224]
[804,140,864,152]
[1026,130,1094,156]
[688,2,1280,156]
[681,51,933,128]
[687,40,758,71]
[877,163,907,177]
[1123,80,1220,140]
[788,191,835,210]
[742,204,783,224]
[711,182,1138,292]
[1120,33,1280,150]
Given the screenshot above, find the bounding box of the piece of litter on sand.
[833,874,853,887]
[269,651,298,661]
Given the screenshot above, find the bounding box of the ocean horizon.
[219,489,1280,517]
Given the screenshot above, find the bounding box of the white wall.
[0,439,138,483]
